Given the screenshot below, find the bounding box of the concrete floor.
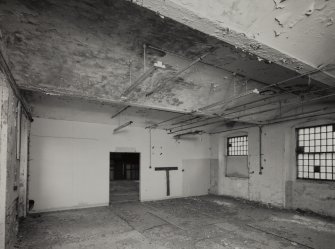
[110,180,139,203]
[16,196,335,249]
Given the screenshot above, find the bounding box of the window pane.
[297,124,335,181]
[227,136,248,156]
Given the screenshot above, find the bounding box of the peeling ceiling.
[0,0,334,130]
[136,0,335,85]
[153,0,335,67]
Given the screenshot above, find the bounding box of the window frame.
[227,135,248,156]
[296,123,335,182]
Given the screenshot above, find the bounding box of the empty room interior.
[1,0,335,248]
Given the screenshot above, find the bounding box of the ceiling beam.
[132,0,335,88]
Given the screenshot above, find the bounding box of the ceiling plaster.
[0,0,333,129]
[134,0,335,86]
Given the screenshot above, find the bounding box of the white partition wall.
[29,118,212,212]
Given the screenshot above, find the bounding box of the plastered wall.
[29,118,212,212]
[210,116,335,217]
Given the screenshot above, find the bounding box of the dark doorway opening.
[110,152,140,203]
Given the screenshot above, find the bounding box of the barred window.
[297,124,335,181]
[227,136,248,156]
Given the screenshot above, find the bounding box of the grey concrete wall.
[226,156,248,178]
[0,73,30,249]
[287,180,335,216]
[210,116,335,217]
[5,84,20,249]
[0,78,20,249]
[0,78,7,249]
[209,159,218,194]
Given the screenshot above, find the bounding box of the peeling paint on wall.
[273,0,287,10]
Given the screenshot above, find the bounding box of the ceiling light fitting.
[113,121,133,133]
[173,130,204,139]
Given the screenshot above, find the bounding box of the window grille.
[227,136,248,156]
[297,124,335,181]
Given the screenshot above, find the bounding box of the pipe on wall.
[259,125,263,175]
[149,128,152,169]
[146,111,195,129]
[199,64,334,112]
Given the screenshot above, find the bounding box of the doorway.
[109,152,140,203]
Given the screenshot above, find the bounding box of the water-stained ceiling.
[0,0,334,129]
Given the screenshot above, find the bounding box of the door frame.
[109,152,141,203]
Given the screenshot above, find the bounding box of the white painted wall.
[29,118,211,212]
[182,159,211,197]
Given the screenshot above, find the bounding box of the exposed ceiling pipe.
[173,130,204,139]
[156,93,315,131]
[168,92,334,132]
[145,111,195,129]
[221,86,335,117]
[199,88,262,111]
[121,67,157,97]
[145,48,215,96]
[231,105,326,121]
[261,63,332,91]
[167,116,220,131]
[209,99,335,135]
[199,64,333,112]
[167,119,229,134]
[0,51,33,122]
[168,110,263,134]
[113,121,133,133]
[228,92,335,121]
[170,116,202,126]
[229,105,284,120]
[264,107,328,122]
[308,85,335,94]
[224,93,287,112]
[265,110,335,126]
[207,83,334,116]
[146,45,298,93]
[223,98,286,117]
[209,109,335,135]
[111,105,130,119]
[209,125,257,134]
[170,92,334,133]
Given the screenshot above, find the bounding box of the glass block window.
[297,124,335,181]
[227,136,248,156]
